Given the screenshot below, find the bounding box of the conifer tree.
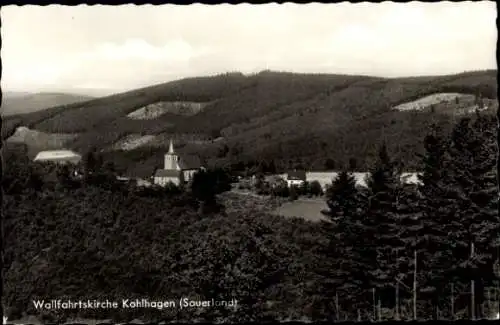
[364,143,405,306]
[467,114,498,261]
[415,124,458,319]
[391,182,422,318]
[447,114,499,318]
[323,171,359,222]
[321,171,370,313]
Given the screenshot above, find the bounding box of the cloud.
[67,39,215,89]
[87,38,210,62]
[1,2,496,93]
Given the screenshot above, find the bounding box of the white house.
[153,140,203,186]
[286,170,307,187]
[277,171,422,191]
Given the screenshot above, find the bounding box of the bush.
[271,183,289,198]
[309,180,324,196]
[164,182,183,194]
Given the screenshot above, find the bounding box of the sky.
[1,2,497,95]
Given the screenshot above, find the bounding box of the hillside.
[2,70,497,176]
[5,126,78,157]
[1,92,94,116]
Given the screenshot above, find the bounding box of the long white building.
[33,150,82,165]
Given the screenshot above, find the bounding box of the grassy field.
[222,189,328,223]
[272,198,328,223]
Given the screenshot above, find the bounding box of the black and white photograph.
[1,2,498,324]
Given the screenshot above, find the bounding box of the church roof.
[168,139,175,154]
[154,169,183,178]
[179,155,202,170]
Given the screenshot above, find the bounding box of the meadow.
[272,198,328,222]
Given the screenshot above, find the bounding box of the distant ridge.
[1,92,94,116]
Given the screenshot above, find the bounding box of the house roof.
[287,170,306,181]
[154,169,183,178]
[34,150,82,164]
[179,155,202,170]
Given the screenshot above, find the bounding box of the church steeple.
[164,139,179,170]
[168,139,175,154]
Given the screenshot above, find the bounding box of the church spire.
[168,139,175,154]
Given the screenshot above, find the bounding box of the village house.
[286,170,307,187]
[153,140,203,186]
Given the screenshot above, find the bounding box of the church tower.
[164,139,179,170]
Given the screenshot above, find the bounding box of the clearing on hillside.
[110,134,156,151]
[393,93,473,111]
[126,101,211,119]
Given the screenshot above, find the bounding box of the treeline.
[236,174,324,198]
[319,112,499,320]
[260,180,324,199]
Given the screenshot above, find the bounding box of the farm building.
[33,150,82,165]
[286,170,307,187]
[153,140,203,186]
[277,171,422,190]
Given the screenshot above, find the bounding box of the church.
[153,140,203,186]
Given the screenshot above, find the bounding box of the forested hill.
[2,70,497,176]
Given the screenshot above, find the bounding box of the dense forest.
[2,110,498,323]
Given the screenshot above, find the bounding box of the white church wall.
[183,169,197,182]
